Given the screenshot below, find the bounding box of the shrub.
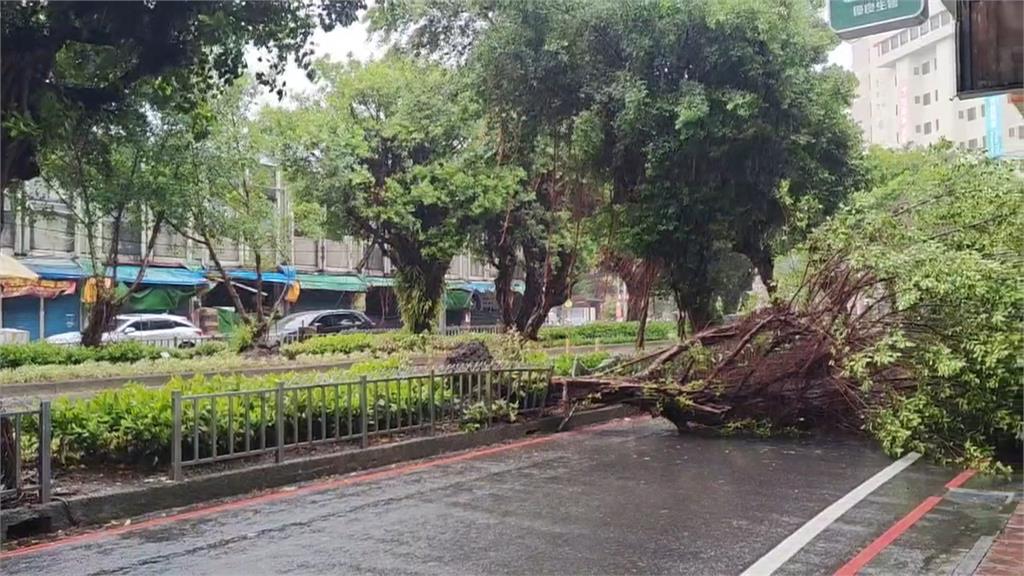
[536,321,675,345]
[48,357,547,467]
[551,351,612,376]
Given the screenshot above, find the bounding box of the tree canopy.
[1,0,364,191]
[278,56,520,333]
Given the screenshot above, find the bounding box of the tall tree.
[281,56,519,333]
[33,92,176,346]
[372,0,602,339]
[565,0,863,328]
[161,81,294,344]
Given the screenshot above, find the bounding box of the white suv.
[46,313,204,347]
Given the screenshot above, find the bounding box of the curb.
[0,404,637,541]
[1,343,661,398]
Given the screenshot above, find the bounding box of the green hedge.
[46,357,555,466]
[283,323,675,359]
[50,357,404,466]
[536,321,675,344]
[0,340,227,370]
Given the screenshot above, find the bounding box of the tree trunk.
[393,261,447,334]
[636,293,650,349]
[521,245,575,340]
[0,416,14,493]
[492,244,518,330]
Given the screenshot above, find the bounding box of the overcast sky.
[246,13,854,107]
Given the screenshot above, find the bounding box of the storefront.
[0,259,81,340]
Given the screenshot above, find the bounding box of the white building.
[849,0,1024,155]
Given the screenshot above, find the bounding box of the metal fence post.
[275,383,285,463]
[428,370,436,434]
[171,391,183,481]
[359,376,369,449]
[38,401,51,504]
[485,368,493,427]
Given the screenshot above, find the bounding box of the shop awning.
[81,262,208,286]
[22,258,85,280]
[0,255,39,281]
[363,276,394,288]
[444,289,473,311]
[219,269,294,285]
[296,273,367,292]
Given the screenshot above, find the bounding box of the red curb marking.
[834,468,976,576]
[0,417,641,560]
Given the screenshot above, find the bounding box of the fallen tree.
[557,257,904,434]
[557,150,1023,472]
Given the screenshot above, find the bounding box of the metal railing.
[442,325,504,337]
[0,401,51,504]
[171,365,551,480]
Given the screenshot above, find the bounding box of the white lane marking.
[739,451,921,576]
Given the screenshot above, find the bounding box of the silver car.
[45,313,204,347]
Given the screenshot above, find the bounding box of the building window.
[915,125,922,134]
[923,122,932,135]
[967,107,977,121]
[1018,125,1024,139]
[914,95,921,104]
[968,138,978,149]
[1,198,15,251]
[154,228,187,259]
[1011,127,1016,138]
[981,104,985,117]
[933,58,937,69]
[899,31,909,44]
[29,212,75,254]
[889,37,898,50]
[910,26,919,40]
[941,12,951,26]
[935,119,939,131]
[920,23,929,36]
[934,89,938,100]
[921,61,931,75]
[958,110,965,119]
[924,93,932,106]
[913,66,919,75]
[930,15,940,30]
[881,42,890,55]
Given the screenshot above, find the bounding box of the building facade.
[0,171,499,339]
[849,0,1024,155]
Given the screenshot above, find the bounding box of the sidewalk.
[975,502,1023,576]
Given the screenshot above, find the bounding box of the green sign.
[829,0,928,40]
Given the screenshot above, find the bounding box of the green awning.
[297,273,367,293]
[363,276,395,288]
[120,284,195,311]
[444,289,473,311]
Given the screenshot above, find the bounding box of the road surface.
[1,418,1018,575]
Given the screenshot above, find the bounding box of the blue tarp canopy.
[21,258,85,279]
[221,269,295,285]
[26,260,206,286]
[80,262,208,286]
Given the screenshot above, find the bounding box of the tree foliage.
[372,0,603,339]
[31,91,178,345]
[280,56,520,333]
[1,0,364,191]
[562,0,863,329]
[159,80,293,341]
[810,149,1023,470]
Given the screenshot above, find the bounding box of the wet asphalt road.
[1,418,1017,575]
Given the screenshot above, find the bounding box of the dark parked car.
[269,309,375,343]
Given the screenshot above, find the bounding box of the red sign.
[0,278,77,299]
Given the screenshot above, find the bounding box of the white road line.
[739,451,921,576]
